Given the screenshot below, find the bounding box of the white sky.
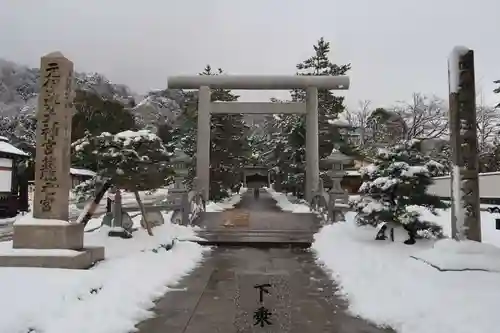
[1,0,499,110]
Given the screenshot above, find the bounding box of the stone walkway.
[195,191,319,247]
[134,190,394,332]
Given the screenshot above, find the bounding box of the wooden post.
[448,46,481,241]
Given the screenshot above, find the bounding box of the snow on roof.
[328,118,351,127]
[0,141,29,157]
[70,168,96,177]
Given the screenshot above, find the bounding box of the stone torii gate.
[167,75,350,202]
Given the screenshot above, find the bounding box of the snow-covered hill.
[0,58,138,116]
[132,89,184,130]
[0,58,189,131]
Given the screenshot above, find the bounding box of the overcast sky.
[1,0,499,110]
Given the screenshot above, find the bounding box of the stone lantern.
[321,149,353,221]
[169,148,191,191]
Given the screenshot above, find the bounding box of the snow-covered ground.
[0,189,248,332]
[265,187,311,213]
[0,211,209,333]
[70,187,171,213]
[313,212,500,333]
[265,190,500,333]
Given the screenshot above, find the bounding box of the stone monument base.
[13,223,85,249]
[0,246,104,269]
[0,223,105,269]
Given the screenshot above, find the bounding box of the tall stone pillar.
[33,52,74,221]
[197,86,211,201]
[448,46,481,241]
[305,87,319,202]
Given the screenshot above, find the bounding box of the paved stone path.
[135,190,394,332]
[195,191,319,247]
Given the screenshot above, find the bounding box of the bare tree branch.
[393,93,448,140]
[344,99,372,147]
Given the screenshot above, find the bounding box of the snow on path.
[205,187,248,212]
[264,187,311,213]
[0,212,209,333]
[312,212,500,333]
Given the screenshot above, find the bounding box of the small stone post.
[112,188,123,228]
[181,191,190,225]
[448,46,481,241]
[33,52,74,221]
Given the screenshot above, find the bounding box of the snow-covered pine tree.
[269,37,352,197]
[71,129,173,199]
[352,139,449,244]
[291,37,352,159]
[200,65,250,200]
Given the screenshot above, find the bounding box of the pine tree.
[71,130,173,197]
[72,90,137,142]
[352,140,449,244]
[270,37,352,197]
[291,37,351,158]
[173,66,250,200]
[200,65,250,200]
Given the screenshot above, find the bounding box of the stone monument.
[448,46,481,241]
[0,52,104,269]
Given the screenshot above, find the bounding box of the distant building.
[0,136,30,218]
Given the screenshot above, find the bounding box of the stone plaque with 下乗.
[234,271,291,333]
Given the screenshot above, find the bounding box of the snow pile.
[0,212,208,333]
[265,187,311,213]
[412,239,500,272]
[205,187,248,212]
[408,205,500,247]
[313,212,500,333]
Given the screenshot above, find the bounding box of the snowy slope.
[0,58,138,116]
[132,89,184,130]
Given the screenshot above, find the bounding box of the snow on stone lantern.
[321,149,353,221]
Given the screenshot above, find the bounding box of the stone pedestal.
[0,246,104,269]
[13,223,84,249]
[0,52,104,269]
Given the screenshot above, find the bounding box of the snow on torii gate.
[167,75,350,202]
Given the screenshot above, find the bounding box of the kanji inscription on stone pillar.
[33,52,74,221]
[448,46,481,241]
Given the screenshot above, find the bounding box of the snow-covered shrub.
[351,140,449,244]
[71,130,173,193]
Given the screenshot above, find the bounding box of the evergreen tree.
[200,65,250,200]
[351,140,448,244]
[72,90,137,142]
[71,129,173,199]
[291,37,351,158]
[173,67,250,200]
[156,122,176,155]
[268,37,352,197]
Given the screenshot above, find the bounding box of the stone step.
[194,230,314,248]
[193,238,312,249]
[198,229,315,234]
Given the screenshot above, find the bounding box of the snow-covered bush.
[351,140,448,244]
[71,130,173,193]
